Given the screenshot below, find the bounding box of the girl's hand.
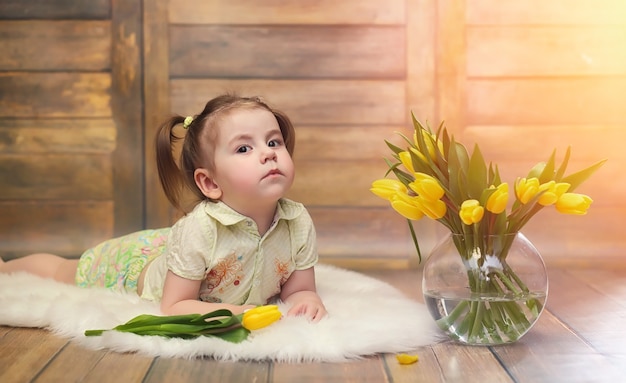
[285,291,327,322]
[279,267,328,322]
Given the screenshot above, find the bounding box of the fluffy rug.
[0,264,439,362]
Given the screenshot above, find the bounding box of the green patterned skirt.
[75,228,169,294]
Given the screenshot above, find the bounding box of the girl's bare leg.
[0,253,79,284]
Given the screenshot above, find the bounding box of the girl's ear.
[194,168,222,200]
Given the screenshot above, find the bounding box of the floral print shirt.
[141,199,318,305]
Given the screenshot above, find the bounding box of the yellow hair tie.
[183,116,194,129]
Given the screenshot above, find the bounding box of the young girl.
[0,95,327,321]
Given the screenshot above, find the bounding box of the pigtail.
[156,116,186,211]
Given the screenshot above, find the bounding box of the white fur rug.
[0,264,439,362]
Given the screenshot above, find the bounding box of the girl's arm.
[160,270,255,315]
[280,267,327,322]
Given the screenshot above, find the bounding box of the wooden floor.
[2,263,626,383]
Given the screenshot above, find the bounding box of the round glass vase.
[422,232,548,345]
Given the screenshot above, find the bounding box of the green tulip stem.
[407,219,422,263]
[504,262,531,293]
[435,299,469,330]
[432,263,540,344]
[469,295,485,342]
[491,269,521,295]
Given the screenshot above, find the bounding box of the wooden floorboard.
[273,358,388,383]
[0,328,68,383]
[491,310,620,382]
[144,357,269,383]
[382,347,445,383]
[2,264,626,382]
[32,343,106,382]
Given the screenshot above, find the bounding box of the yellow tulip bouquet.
[371,116,605,344]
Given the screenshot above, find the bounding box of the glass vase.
[422,232,548,345]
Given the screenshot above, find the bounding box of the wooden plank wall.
[440,0,626,260]
[143,0,439,268]
[0,0,144,259]
[2,0,624,266]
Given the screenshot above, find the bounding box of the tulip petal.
[555,193,593,215]
[371,179,407,201]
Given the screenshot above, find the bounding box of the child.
[0,94,327,322]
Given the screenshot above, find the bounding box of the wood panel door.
[0,0,144,259]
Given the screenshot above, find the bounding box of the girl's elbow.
[159,299,177,315]
[159,302,171,315]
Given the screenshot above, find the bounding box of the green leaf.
[397,131,415,148]
[452,140,470,177]
[115,323,206,334]
[468,144,487,199]
[526,162,546,179]
[385,139,405,155]
[479,188,495,206]
[206,327,250,343]
[84,329,105,336]
[561,159,607,191]
[488,163,502,186]
[447,138,469,203]
[410,147,447,180]
[193,309,243,327]
[492,210,508,234]
[538,150,557,183]
[554,147,572,181]
[124,313,200,325]
[438,125,451,155]
[388,163,413,185]
[411,112,425,133]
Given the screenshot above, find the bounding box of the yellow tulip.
[398,151,415,173]
[459,199,484,225]
[515,177,540,204]
[242,305,282,331]
[391,193,425,220]
[413,129,443,160]
[370,179,407,201]
[409,147,428,164]
[486,183,509,214]
[414,197,447,219]
[555,193,593,215]
[537,181,570,206]
[409,173,445,202]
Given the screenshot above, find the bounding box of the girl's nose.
[262,148,277,163]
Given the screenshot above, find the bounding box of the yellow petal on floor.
[396,353,419,365]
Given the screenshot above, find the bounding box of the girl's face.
[207,107,295,212]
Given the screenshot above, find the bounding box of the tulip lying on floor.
[85,305,282,343]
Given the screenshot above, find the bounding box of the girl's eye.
[268,139,282,147]
[236,145,251,153]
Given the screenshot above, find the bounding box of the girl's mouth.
[264,169,282,178]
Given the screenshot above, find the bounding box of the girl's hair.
[156,94,296,211]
